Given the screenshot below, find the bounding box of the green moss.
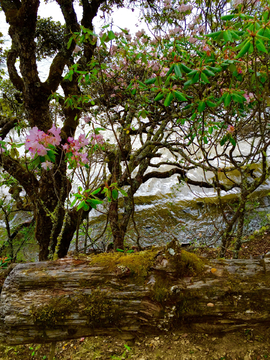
[78,289,118,326]
[152,276,171,303]
[30,296,76,328]
[88,249,158,278]
[176,250,205,277]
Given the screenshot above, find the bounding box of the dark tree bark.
[0,0,106,260]
[1,243,270,345]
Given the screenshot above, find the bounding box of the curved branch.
[142,167,240,192]
[6,49,24,92]
[0,154,39,200]
[0,118,18,139]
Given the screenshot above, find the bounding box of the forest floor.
[1,229,270,360]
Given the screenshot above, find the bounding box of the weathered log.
[0,242,270,345]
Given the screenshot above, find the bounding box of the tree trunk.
[1,242,270,345]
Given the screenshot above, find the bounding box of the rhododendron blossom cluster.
[25,125,99,169]
[25,125,61,157]
[62,134,90,167]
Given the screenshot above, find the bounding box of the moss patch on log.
[78,289,118,326]
[30,297,76,328]
[176,250,205,277]
[87,248,158,277]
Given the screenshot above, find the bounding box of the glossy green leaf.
[198,101,206,112]
[87,198,103,209]
[112,189,118,201]
[164,92,174,106]
[224,93,232,107]
[203,69,215,77]
[154,93,164,101]
[181,64,192,73]
[174,64,182,78]
[200,72,210,83]
[77,201,89,211]
[191,72,200,84]
[229,136,236,147]
[205,30,222,39]
[232,93,244,103]
[91,187,101,195]
[256,40,268,53]
[221,14,236,21]
[108,30,115,40]
[173,91,187,101]
[220,134,228,146]
[166,65,175,76]
[223,30,232,42]
[206,100,216,107]
[236,41,251,58]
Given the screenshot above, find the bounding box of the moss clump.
[78,289,117,326]
[152,275,170,303]
[31,296,76,328]
[176,250,205,277]
[88,249,158,277]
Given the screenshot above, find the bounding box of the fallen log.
[0,241,270,345]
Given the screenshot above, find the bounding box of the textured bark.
[0,245,270,345]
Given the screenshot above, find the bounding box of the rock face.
[0,246,270,345]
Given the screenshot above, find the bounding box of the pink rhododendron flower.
[62,134,90,167]
[227,125,235,134]
[84,116,91,123]
[25,125,61,158]
[91,133,104,145]
[41,161,53,170]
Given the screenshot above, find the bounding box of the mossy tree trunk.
[0,0,104,260]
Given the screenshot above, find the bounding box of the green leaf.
[236,41,251,59]
[187,69,198,77]
[207,66,221,73]
[164,92,174,106]
[229,136,236,147]
[166,65,175,76]
[112,189,118,201]
[181,64,192,73]
[256,40,268,53]
[220,134,228,146]
[116,248,124,252]
[154,93,164,101]
[202,69,215,77]
[223,30,232,42]
[119,188,128,196]
[67,36,73,50]
[77,201,89,211]
[191,72,200,84]
[173,91,187,101]
[200,72,210,83]
[174,64,182,78]
[221,14,236,21]
[183,79,193,88]
[91,187,101,195]
[205,30,222,39]
[206,100,216,107]
[71,198,77,207]
[198,101,206,112]
[87,198,103,209]
[232,93,244,103]
[224,93,232,107]
[145,77,157,85]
